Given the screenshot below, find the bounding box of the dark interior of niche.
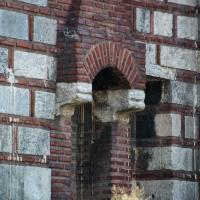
[144,81,162,105]
[92,67,130,91]
[136,81,162,139]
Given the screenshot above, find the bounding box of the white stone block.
[168,0,197,6]
[185,116,199,139]
[18,0,47,6]
[14,50,57,81]
[154,11,173,37]
[136,8,150,33]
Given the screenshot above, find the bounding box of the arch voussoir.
[83,41,146,89]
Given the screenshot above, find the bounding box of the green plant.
[111,185,149,200]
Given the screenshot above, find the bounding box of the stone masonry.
[0,0,199,200]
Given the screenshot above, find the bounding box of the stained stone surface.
[162,81,196,106]
[154,11,173,37]
[0,85,30,116]
[155,114,181,137]
[0,125,12,153]
[33,16,57,45]
[135,180,198,200]
[35,91,55,119]
[185,116,199,139]
[18,0,47,6]
[177,16,198,40]
[0,47,8,74]
[14,50,57,81]
[168,0,197,6]
[160,45,200,72]
[18,127,50,155]
[0,164,51,200]
[134,146,193,171]
[0,9,28,40]
[136,8,150,33]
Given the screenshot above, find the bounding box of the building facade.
[0,0,199,199]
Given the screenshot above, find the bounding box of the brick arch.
[83,42,146,89]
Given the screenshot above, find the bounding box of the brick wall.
[0,0,199,200]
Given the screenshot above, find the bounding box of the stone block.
[34,16,57,45]
[168,0,197,6]
[136,8,150,33]
[0,9,28,40]
[177,16,198,40]
[0,85,30,116]
[154,11,173,37]
[18,0,47,6]
[185,116,199,139]
[135,146,193,171]
[160,45,199,72]
[0,164,51,200]
[14,50,57,81]
[134,180,198,200]
[35,91,55,119]
[155,114,181,137]
[18,127,50,155]
[0,47,8,74]
[162,146,193,171]
[161,81,200,107]
[0,125,12,153]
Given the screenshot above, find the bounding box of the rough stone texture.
[0,47,8,74]
[160,45,200,72]
[185,116,199,139]
[0,164,51,200]
[35,91,55,119]
[168,0,197,6]
[162,81,198,107]
[136,8,150,33]
[56,82,93,115]
[177,16,198,40]
[154,11,173,37]
[0,125,12,153]
[14,50,57,81]
[34,16,57,45]
[18,127,50,155]
[155,114,181,137]
[145,44,176,80]
[0,9,28,40]
[134,180,198,200]
[18,0,47,6]
[93,89,145,122]
[135,146,193,171]
[0,85,30,116]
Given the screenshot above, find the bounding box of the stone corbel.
[56,82,93,117]
[93,89,145,123]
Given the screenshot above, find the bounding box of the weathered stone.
[168,0,197,6]
[0,164,51,200]
[18,0,47,6]
[14,50,57,81]
[18,127,50,155]
[93,89,145,122]
[35,91,55,119]
[134,180,198,200]
[0,47,8,74]
[56,82,93,116]
[0,9,28,40]
[34,16,57,45]
[0,125,12,153]
[177,16,198,40]
[162,81,196,106]
[136,8,150,33]
[185,116,199,139]
[154,11,173,37]
[146,43,156,65]
[0,85,30,116]
[162,146,193,171]
[160,45,200,72]
[155,114,181,137]
[135,146,193,171]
